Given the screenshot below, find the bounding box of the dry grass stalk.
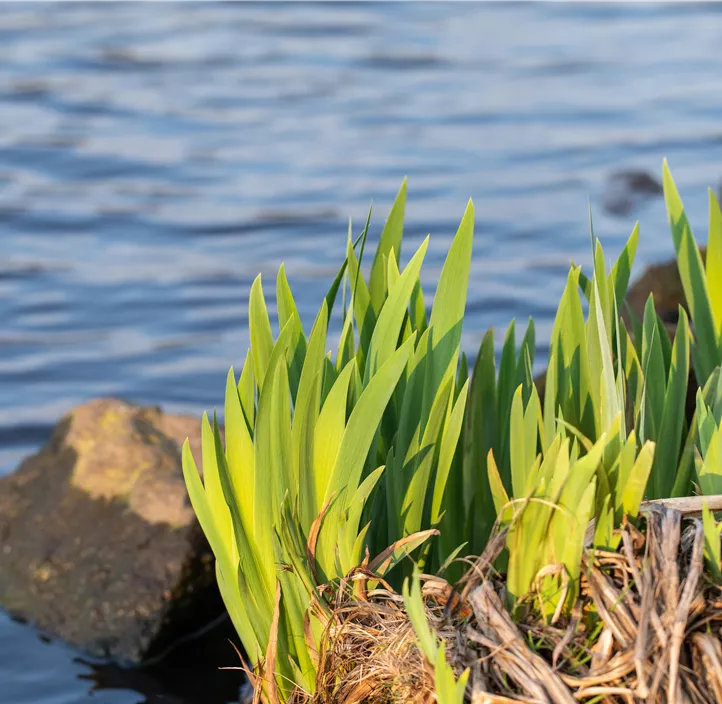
[281,504,722,703]
[461,506,722,703]
[310,570,468,704]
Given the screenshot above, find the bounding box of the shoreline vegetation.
[183,159,722,703]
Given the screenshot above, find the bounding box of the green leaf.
[292,303,328,531]
[650,307,690,499]
[224,367,256,530]
[702,502,722,584]
[409,278,428,335]
[336,465,385,575]
[456,351,469,400]
[425,199,474,414]
[387,329,430,542]
[365,237,429,380]
[434,643,469,704]
[546,265,592,444]
[249,275,275,390]
[402,573,436,662]
[577,268,592,303]
[369,178,407,314]
[182,439,230,579]
[697,429,722,496]
[253,321,294,542]
[593,238,612,342]
[386,250,400,292]
[516,318,536,400]
[487,449,511,523]
[324,254,349,324]
[325,334,416,504]
[402,377,453,538]
[463,329,497,549]
[346,233,376,369]
[610,222,640,314]
[510,385,539,497]
[214,559,260,663]
[276,265,307,402]
[663,160,720,384]
[314,361,355,509]
[620,440,654,520]
[431,379,469,525]
[201,412,233,556]
[563,479,596,591]
[592,259,622,434]
[640,296,666,445]
[185,426,269,658]
[345,466,385,547]
[625,301,644,361]
[237,349,256,430]
[707,189,722,337]
[213,416,273,638]
[672,367,722,497]
[497,320,517,476]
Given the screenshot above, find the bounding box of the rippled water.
[2,2,722,702]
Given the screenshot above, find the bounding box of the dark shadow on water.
[76,614,245,704]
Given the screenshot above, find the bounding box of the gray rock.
[0,398,225,664]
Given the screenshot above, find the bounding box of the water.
[2,2,722,701]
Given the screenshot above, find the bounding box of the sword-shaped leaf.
[369,178,407,314]
[663,160,720,384]
[249,274,275,390]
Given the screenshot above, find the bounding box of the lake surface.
[2,2,722,702]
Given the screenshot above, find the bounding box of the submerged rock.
[602,169,663,216]
[0,398,225,664]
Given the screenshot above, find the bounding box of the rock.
[0,398,225,664]
[602,169,663,216]
[624,248,705,322]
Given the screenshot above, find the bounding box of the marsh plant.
[183,161,722,703]
[183,181,477,699]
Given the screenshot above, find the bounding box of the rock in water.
[624,250,706,323]
[0,398,224,664]
[602,169,663,216]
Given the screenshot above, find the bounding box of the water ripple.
[2,2,722,702]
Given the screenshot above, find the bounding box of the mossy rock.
[0,398,224,664]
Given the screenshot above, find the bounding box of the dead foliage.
[275,503,722,703]
[462,506,721,703]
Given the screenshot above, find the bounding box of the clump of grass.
[184,162,722,703]
[182,180,477,700]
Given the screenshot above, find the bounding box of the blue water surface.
[2,2,722,702]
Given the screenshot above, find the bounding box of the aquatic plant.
[662,161,722,390]
[183,163,722,703]
[182,181,476,699]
